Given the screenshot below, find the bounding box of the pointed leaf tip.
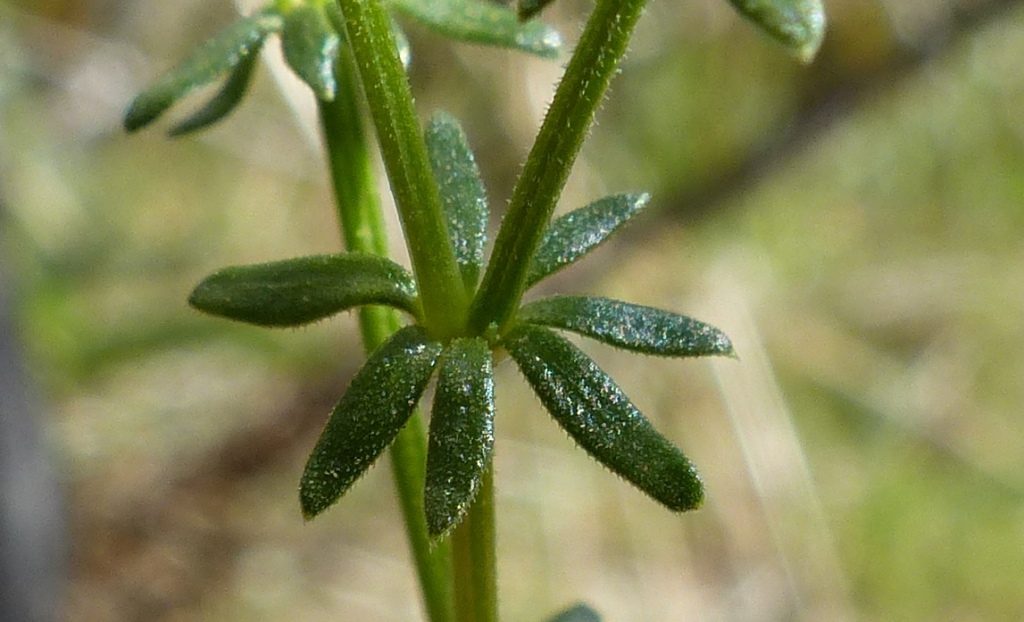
[527,193,649,288]
[301,326,442,519]
[425,338,495,537]
[519,296,735,358]
[503,324,704,511]
[425,111,489,291]
[727,0,826,63]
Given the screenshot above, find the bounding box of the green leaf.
[301,326,443,519]
[425,337,495,537]
[167,48,260,136]
[335,0,471,339]
[124,10,283,132]
[389,0,562,59]
[425,111,489,291]
[517,0,556,22]
[503,324,704,511]
[518,296,735,358]
[726,0,826,63]
[189,253,420,327]
[545,603,602,622]
[282,4,342,101]
[526,193,648,289]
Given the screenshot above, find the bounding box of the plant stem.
[468,0,649,334]
[325,0,649,617]
[331,0,468,340]
[388,406,455,622]
[452,463,497,622]
[319,49,454,622]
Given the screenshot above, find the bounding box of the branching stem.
[327,0,651,618]
[331,0,468,340]
[319,48,455,622]
[469,0,650,334]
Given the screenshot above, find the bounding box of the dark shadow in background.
[0,202,67,622]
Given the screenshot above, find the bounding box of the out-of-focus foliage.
[2,0,1022,620]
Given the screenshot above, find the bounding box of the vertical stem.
[324,0,649,618]
[468,0,649,334]
[452,464,497,622]
[319,49,454,622]
[389,404,456,622]
[331,0,468,339]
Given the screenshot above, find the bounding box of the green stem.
[452,464,497,622]
[389,405,456,622]
[468,0,649,334]
[319,49,454,622]
[331,0,468,339]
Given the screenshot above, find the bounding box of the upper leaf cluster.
[125,0,561,135]
[125,0,826,136]
[517,0,825,62]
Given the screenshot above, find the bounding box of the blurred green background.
[2,0,1023,620]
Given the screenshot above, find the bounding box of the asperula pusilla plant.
[125,0,824,618]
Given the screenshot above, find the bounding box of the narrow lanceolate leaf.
[167,49,260,136]
[189,253,420,327]
[503,324,704,511]
[301,326,443,519]
[726,0,826,63]
[518,296,735,358]
[124,11,283,132]
[389,0,562,59]
[425,338,495,537]
[425,111,489,291]
[282,4,341,101]
[526,193,649,289]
